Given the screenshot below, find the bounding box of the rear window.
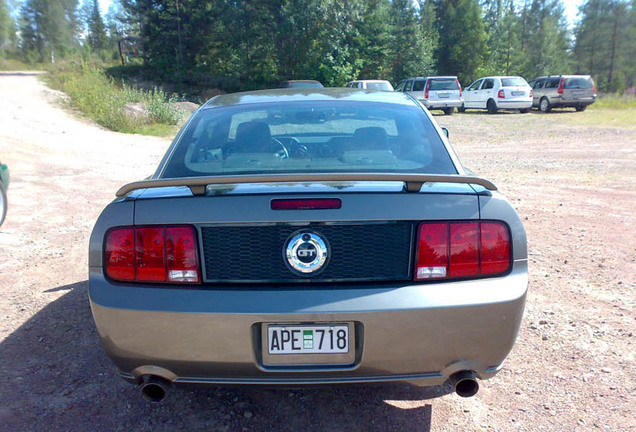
[429,79,459,91]
[366,82,394,91]
[501,77,527,87]
[565,77,593,89]
[544,77,560,88]
[160,101,458,178]
[412,80,425,91]
[286,82,324,88]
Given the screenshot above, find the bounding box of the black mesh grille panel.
[200,223,414,283]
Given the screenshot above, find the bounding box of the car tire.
[0,183,6,228]
[487,99,498,115]
[539,97,551,113]
[443,107,454,115]
[457,104,466,113]
[576,105,587,112]
[519,108,530,114]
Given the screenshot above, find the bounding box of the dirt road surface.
[0,73,634,431]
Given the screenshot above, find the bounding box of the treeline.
[1,0,635,92]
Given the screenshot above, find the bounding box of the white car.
[345,80,394,91]
[459,76,532,114]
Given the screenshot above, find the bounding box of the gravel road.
[0,73,634,431]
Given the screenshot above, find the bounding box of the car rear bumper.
[496,100,532,109]
[553,97,596,107]
[89,260,528,387]
[420,99,463,109]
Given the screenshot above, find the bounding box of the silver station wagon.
[89,89,528,402]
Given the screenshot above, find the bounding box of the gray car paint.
[88,89,528,390]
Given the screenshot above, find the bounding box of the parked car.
[89,88,528,403]
[345,80,394,91]
[0,161,9,227]
[527,75,596,112]
[460,76,532,114]
[395,76,463,115]
[278,80,324,88]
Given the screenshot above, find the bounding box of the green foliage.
[592,93,636,109]
[0,0,16,58]
[573,0,634,91]
[45,61,182,135]
[435,0,488,84]
[20,0,80,62]
[520,0,571,78]
[86,0,108,52]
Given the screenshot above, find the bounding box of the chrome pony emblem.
[285,231,329,275]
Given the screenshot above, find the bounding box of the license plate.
[267,324,349,354]
[438,93,450,98]
[512,91,524,96]
[572,91,584,97]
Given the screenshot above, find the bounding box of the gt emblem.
[285,231,329,275]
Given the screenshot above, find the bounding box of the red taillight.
[457,79,462,97]
[590,77,596,93]
[424,80,430,99]
[529,89,533,98]
[136,227,166,281]
[480,222,511,274]
[271,198,342,210]
[449,222,479,277]
[105,226,200,284]
[414,223,448,280]
[105,228,135,281]
[498,89,505,99]
[557,78,564,95]
[414,221,510,281]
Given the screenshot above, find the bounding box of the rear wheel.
[539,97,551,113]
[576,105,587,112]
[443,107,454,115]
[487,99,498,114]
[519,108,530,114]
[457,104,466,113]
[0,183,6,228]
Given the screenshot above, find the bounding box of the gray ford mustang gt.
[89,88,527,402]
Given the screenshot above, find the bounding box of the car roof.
[203,88,417,109]
[479,76,524,79]
[404,76,457,80]
[532,75,591,79]
[281,80,322,83]
[352,79,391,83]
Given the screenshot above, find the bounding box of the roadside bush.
[44,62,183,135]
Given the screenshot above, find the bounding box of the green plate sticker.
[303,330,313,349]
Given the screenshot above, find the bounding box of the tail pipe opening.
[449,370,479,397]
[139,375,171,403]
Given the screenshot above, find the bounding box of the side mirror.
[441,127,449,138]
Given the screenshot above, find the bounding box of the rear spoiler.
[115,173,497,197]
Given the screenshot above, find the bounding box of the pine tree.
[86,0,107,52]
[20,0,79,62]
[435,0,488,84]
[0,0,15,59]
[573,0,633,91]
[520,0,570,78]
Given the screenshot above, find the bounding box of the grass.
[591,94,636,110]
[43,62,185,136]
[0,58,41,71]
[556,93,636,129]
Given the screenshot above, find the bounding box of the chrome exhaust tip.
[139,375,170,403]
[449,370,479,398]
